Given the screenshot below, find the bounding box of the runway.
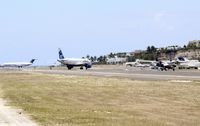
[31,66,200,81]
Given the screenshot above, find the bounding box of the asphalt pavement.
[31,66,200,81]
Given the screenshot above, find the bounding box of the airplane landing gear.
[67,65,73,70]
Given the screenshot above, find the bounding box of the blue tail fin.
[30,59,36,64]
[58,48,65,59]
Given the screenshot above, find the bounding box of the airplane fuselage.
[2,62,32,68]
[177,57,200,69]
[1,59,36,68]
[58,58,92,69]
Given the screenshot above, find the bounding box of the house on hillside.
[106,56,127,64]
[188,40,200,48]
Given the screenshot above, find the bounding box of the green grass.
[0,71,200,126]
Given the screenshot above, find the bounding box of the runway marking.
[168,80,192,83]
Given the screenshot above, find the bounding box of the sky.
[0,0,200,65]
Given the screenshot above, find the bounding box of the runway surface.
[31,66,200,81]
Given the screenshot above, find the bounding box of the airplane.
[125,59,156,67]
[126,59,176,71]
[57,48,92,70]
[1,59,36,68]
[176,57,200,69]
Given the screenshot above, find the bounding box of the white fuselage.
[177,57,200,68]
[2,62,32,67]
[179,60,200,68]
[126,59,156,67]
[58,58,92,66]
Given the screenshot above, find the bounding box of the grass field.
[0,71,200,126]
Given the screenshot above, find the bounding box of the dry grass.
[0,71,200,126]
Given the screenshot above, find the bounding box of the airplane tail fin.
[58,48,65,59]
[30,59,36,64]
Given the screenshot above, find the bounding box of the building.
[106,56,127,64]
[188,40,200,47]
[166,45,181,50]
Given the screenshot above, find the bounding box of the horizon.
[0,0,200,65]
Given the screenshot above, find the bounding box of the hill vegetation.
[86,40,200,64]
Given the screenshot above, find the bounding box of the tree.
[90,56,94,62]
[147,46,157,53]
[93,56,97,62]
[108,53,115,58]
[183,45,187,49]
[151,46,156,52]
[86,55,90,60]
[147,46,151,53]
[97,55,107,64]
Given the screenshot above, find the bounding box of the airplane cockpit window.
[178,57,185,61]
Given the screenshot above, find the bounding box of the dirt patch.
[0,99,38,126]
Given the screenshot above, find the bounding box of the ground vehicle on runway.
[57,48,92,70]
[155,61,176,71]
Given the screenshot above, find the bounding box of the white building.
[188,40,200,47]
[106,56,127,64]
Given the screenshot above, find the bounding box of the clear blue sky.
[0,0,200,65]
